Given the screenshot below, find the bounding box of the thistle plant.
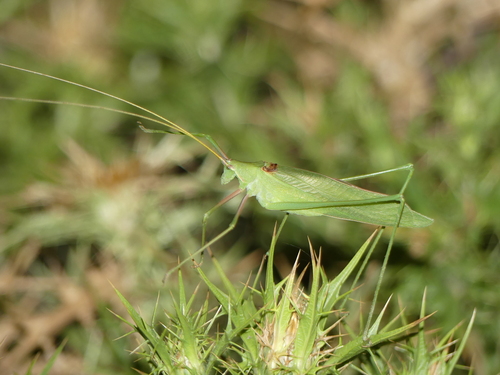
[113,220,475,374]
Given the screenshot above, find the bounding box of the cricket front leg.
[198,188,245,266]
[164,192,249,279]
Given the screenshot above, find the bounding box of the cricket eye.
[262,162,278,172]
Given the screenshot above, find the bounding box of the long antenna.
[0,62,227,164]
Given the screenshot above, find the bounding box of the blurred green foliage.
[0,0,499,373]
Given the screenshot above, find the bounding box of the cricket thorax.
[262,162,278,173]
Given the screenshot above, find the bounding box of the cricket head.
[221,160,276,189]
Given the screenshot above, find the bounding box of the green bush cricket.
[0,63,432,300]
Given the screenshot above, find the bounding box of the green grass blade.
[414,289,430,373]
[443,309,476,375]
[113,286,175,371]
[36,340,67,375]
[322,229,379,310]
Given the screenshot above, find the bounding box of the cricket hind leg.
[341,163,415,208]
[336,163,417,339]
[343,163,415,227]
[354,164,415,339]
[340,162,416,228]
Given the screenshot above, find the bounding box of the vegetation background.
[0,0,498,373]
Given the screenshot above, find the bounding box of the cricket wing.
[253,165,432,228]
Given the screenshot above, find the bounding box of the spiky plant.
[113,221,475,374]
